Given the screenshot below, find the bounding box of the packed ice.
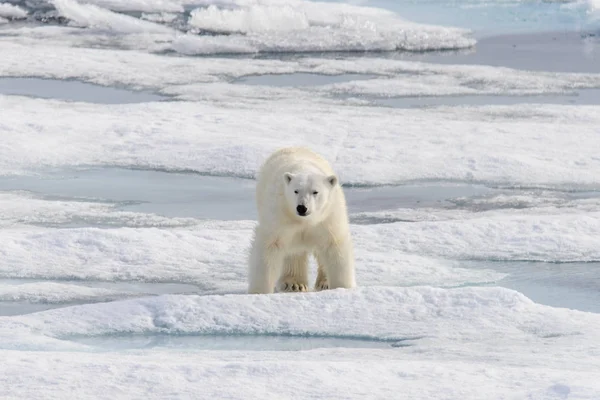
[1,0,600,398]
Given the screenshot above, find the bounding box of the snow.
[362,211,600,262]
[0,281,126,303]
[0,222,504,289]
[0,2,27,19]
[35,0,476,54]
[4,41,600,97]
[183,1,475,53]
[77,0,186,13]
[352,191,600,222]
[1,350,599,399]
[0,192,197,228]
[1,287,600,398]
[329,0,600,34]
[318,63,600,97]
[565,0,600,19]
[2,94,600,188]
[52,0,174,33]
[7,286,599,343]
[2,39,600,187]
[1,0,600,397]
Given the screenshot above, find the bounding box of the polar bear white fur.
[247,147,356,294]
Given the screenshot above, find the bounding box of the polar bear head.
[283,172,338,220]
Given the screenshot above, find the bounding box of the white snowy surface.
[52,0,174,33]
[25,0,474,54]
[1,347,598,400]
[5,286,599,344]
[1,197,598,293]
[74,0,187,13]
[1,286,600,398]
[2,94,600,188]
[3,42,600,97]
[0,2,27,19]
[0,221,505,289]
[183,0,475,53]
[352,193,600,224]
[318,64,600,97]
[1,1,600,398]
[362,212,600,262]
[0,281,126,303]
[566,0,600,18]
[0,192,197,228]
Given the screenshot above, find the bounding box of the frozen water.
[319,0,600,35]
[0,77,167,103]
[0,219,507,291]
[6,286,598,344]
[1,0,600,397]
[236,72,378,87]
[0,0,475,54]
[369,89,600,108]
[484,261,600,314]
[0,278,200,316]
[2,95,600,188]
[0,2,27,19]
[0,168,500,221]
[4,287,598,399]
[1,175,599,312]
[0,169,257,221]
[235,72,600,107]
[391,31,600,74]
[68,333,398,351]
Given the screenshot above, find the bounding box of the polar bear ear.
[283,172,295,185]
[326,175,338,187]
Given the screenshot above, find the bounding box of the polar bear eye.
[294,190,298,194]
[312,191,318,195]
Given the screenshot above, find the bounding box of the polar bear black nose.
[296,205,307,216]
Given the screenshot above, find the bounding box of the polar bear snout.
[296,205,308,216]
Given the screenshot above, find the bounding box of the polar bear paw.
[278,279,308,293]
[315,280,329,291]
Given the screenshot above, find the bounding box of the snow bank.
[5,42,600,97]
[363,212,600,262]
[352,191,600,222]
[0,281,125,303]
[0,3,27,19]
[1,285,599,398]
[0,222,504,289]
[318,63,600,97]
[1,348,599,400]
[0,192,197,228]
[52,0,174,33]
[1,94,600,188]
[9,286,598,341]
[181,0,475,53]
[78,0,186,13]
[16,0,473,54]
[1,204,598,289]
[1,200,596,297]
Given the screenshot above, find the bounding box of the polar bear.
[247,147,356,294]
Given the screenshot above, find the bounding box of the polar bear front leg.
[315,237,356,290]
[277,253,309,292]
[314,256,329,291]
[248,232,284,294]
